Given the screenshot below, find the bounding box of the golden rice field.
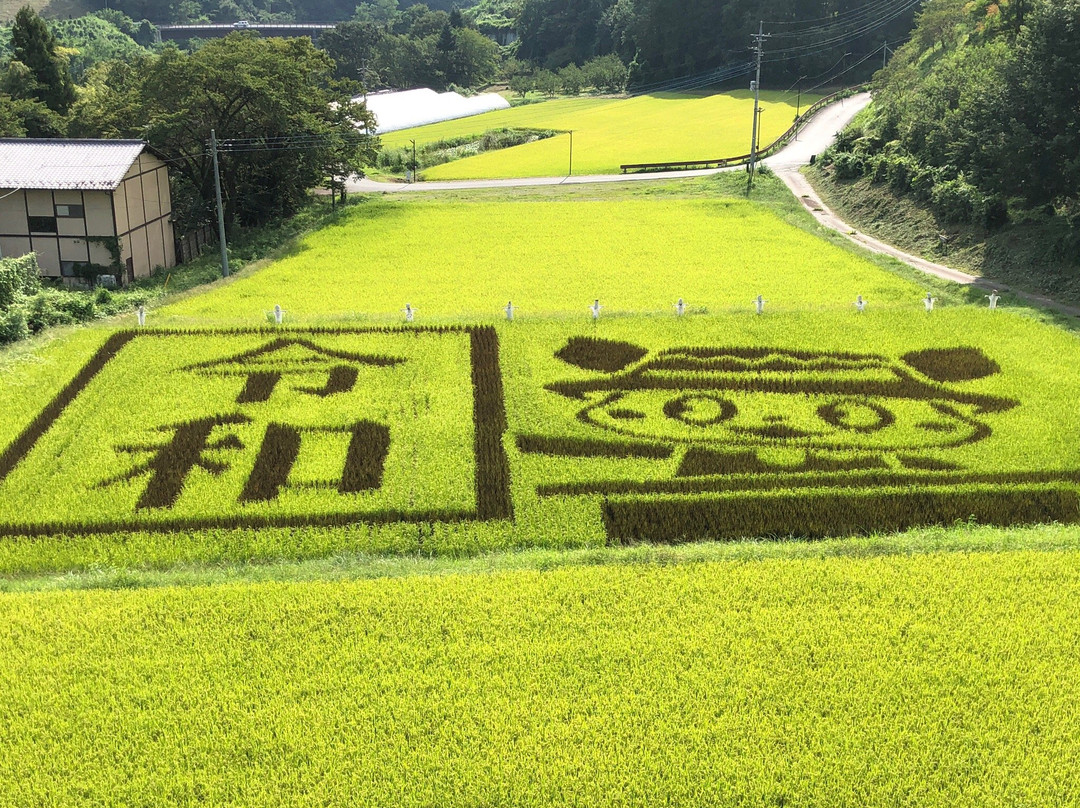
[3,177,1080,805]
[380,90,818,179]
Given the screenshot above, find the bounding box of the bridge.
[155,22,339,42]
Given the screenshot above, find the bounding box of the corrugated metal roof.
[0,139,149,191]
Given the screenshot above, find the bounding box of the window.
[28,216,58,233]
[60,261,85,277]
[55,204,84,218]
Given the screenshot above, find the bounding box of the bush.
[0,254,42,310]
[931,177,984,224]
[869,155,889,184]
[911,166,940,203]
[886,155,920,194]
[24,289,96,333]
[982,195,1009,230]
[831,152,865,180]
[0,306,28,345]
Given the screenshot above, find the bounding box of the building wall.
[0,148,177,284]
[114,152,176,281]
[0,188,116,279]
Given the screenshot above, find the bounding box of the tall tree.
[72,36,378,231]
[9,6,76,115]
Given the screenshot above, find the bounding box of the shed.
[0,139,176,283]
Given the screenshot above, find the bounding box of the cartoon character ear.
[554,337,647,373]
[901,347,1001,382]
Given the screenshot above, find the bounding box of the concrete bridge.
[154,22,339,42]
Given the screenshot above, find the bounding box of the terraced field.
[380,90,818,179]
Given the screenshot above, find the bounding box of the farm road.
[348,94,1080,318]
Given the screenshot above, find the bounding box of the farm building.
[0,139,176,284]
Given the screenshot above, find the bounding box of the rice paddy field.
[380,90,819,179]
[3,174,1080,804]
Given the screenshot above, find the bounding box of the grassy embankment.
[806,163,1080,307]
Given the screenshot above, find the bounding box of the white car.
[233,20,250,28]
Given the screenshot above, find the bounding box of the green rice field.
[380,90,818,179]
[3,174,1080,804]
[158,197,915,322]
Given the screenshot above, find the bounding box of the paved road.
[346,93,1080,318]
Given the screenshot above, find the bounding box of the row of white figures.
[135,290,1007,328]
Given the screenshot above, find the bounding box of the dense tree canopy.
[863,0,1080,208]
[7,6,75,114]
[513,0,918,81]
[71,35,377,231]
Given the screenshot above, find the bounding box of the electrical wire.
[764,0,923,57]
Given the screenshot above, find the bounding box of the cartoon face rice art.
[545,338,1018,467]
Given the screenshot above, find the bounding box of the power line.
[765,0,909,27]
[764,0,923,57]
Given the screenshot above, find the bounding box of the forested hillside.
[817,0,1079,296]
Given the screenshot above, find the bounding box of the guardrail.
[619,86,866,174]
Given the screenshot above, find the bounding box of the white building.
[0,139,176,284]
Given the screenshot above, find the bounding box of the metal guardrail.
[619,86,866,174]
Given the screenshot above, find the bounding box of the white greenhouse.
[359,88,510,134]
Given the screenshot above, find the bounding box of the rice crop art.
[0,327,510,536]
[505,313,1080,544]
[3,314,1080,551]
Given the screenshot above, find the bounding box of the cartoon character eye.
[663,394,737,426]
[608,408,647,420]
[817,399,895,433]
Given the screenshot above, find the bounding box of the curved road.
[347,94,1079,318]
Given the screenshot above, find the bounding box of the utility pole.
[569,130,573,176]
[747,20,769,193]
[794,74,807,140]
[410,138,416,183]
[210,129,229,278]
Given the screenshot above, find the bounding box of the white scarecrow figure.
[754,295,766,315]
[674,298,686,317]
[403,303,415,323]
[505,301,516,321]
[987,290,1001,310]
[589,299,602,320]
[923,293,937,312]
[855,295,867,313]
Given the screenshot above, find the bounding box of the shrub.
[886,155,920,194]
[831,151,865,180]
[0,306,29,345]
[982,195,1009,230]
[0,254,42,310]
[24,289,96,333]
[931,177,983,224]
